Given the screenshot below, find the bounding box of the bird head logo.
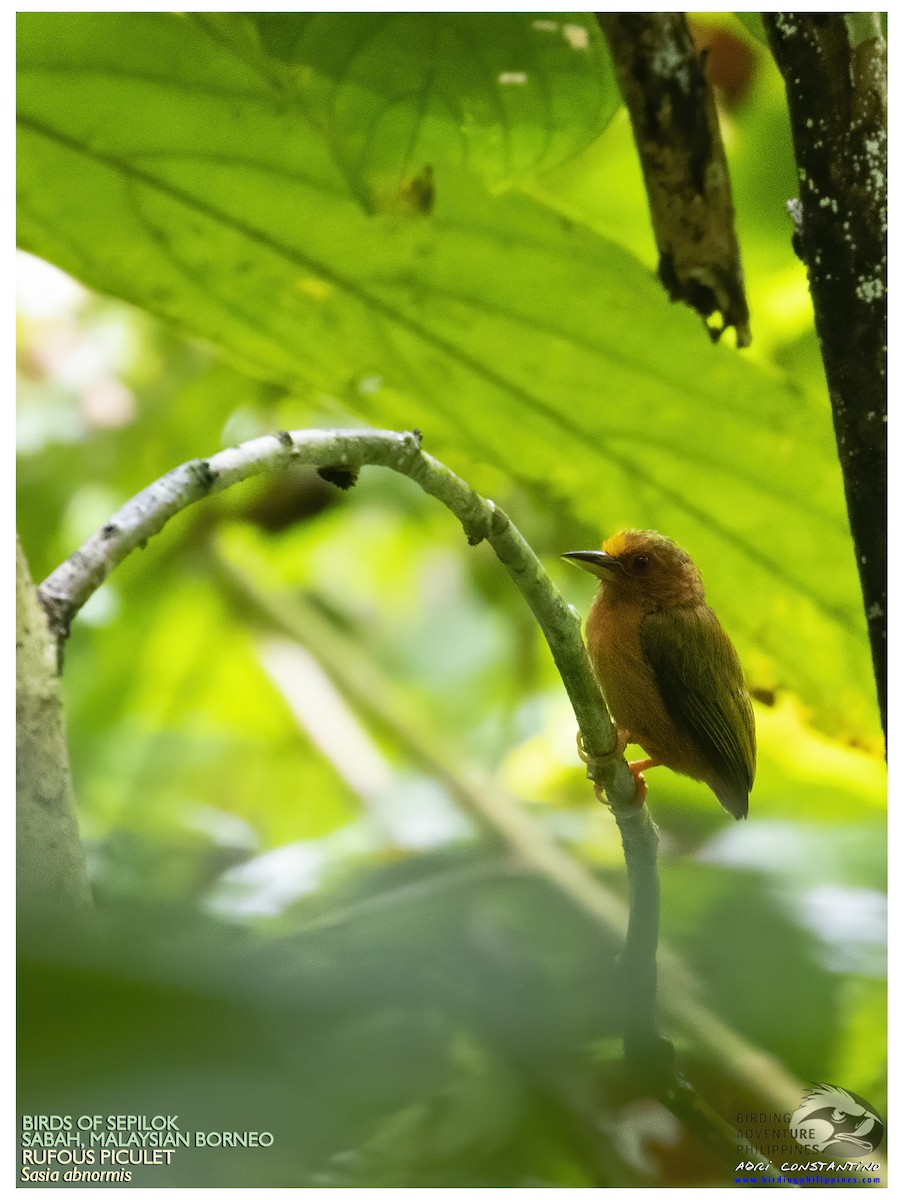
[790,1083,884,1156]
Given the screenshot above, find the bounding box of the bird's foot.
[576,725,630,764]
[577,727,632,809]
[575,728,595,764]
[614,725,631,755]
[627,758,659,807]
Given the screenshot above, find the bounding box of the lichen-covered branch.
[764,13,886,734]
[39,428,634,793]
[597,13,750,346]
[16,536,92,919]
[38,426,672,1072]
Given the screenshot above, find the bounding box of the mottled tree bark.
[764,13,886,734]
[598,13,750,346]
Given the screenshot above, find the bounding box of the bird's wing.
[639,604,756,797]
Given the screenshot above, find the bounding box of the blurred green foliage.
[17,12,885,1188]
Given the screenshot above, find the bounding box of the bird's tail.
[713,783,749,821]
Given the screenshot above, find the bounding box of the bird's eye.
[632,554,650,573]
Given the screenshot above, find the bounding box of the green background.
[17,13,885,1187]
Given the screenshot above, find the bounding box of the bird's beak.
[561,550,624,577]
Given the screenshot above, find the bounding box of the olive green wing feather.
[640,605,756,815]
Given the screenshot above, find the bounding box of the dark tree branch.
[764,13,886,735]
[597,13,750,346]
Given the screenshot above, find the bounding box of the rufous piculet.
[564,529,756,819]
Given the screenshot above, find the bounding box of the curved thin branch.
[38,426,663,1069]
[39,428,631,782]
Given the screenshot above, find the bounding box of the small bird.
[563,530,756,819]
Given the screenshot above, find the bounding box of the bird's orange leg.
[577,727,660,808]
[628,758,660,807]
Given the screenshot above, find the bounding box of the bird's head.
[563,529,705,608]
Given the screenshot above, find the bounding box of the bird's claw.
[593,782,611,808]
[577,726,632,809]
[576,728,588,764]
[576,725,630,764]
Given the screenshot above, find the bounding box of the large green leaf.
[16,12,877,733]
[228,13,619,208]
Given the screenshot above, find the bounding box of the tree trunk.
[16,536,92,918]
[764,13,887,735]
